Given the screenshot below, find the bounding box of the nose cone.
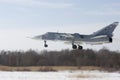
[33,35,43,40]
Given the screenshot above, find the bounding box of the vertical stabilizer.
[93,22,119,36]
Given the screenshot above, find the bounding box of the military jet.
[32,22,119,49]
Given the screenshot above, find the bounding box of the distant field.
[0,65,107,71]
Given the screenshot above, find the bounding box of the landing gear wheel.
[78,45,83,50]
[44,44,48,47]
[44,40,48,48]
[72,45,77,49]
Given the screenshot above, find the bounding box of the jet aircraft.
[32,22,119,49]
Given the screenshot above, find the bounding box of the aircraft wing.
[90,35,108,39]
[59,33,74,40]
[64,41,83,44]
[85,41,106,45]
[84,35,111,45]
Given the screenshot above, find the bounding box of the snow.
[0,70,120,80]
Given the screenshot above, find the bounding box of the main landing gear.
[72,43,83,50]
[44,40,83,50]
[44,40,48,47]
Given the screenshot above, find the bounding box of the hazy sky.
[0,0,120,51]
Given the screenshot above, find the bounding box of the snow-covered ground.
[0,70,120,80]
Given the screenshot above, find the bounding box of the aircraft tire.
[44,44,48,47]
[78,45,83,50]
[72,45,77,49]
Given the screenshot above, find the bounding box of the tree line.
[0,48,120,69]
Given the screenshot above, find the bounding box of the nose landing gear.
[44,40,48,47]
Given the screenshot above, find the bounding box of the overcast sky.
[0,0,120,51]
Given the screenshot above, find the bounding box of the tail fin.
[93,22,119,37]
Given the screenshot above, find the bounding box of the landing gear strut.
[44,40,48,47]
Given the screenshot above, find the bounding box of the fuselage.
[34,32,112,44]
